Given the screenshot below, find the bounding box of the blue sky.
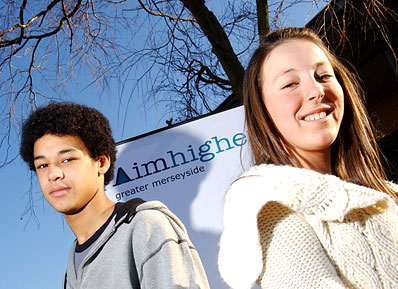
[0,2,324,288]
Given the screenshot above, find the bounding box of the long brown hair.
[244,27,397,202]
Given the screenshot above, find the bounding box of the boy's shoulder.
[113,198,188,238]
[114,198,146,224]
[114,199,177,226]
[118,199,190,239]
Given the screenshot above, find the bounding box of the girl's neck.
[289,147,332,175]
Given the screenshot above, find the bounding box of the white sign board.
[106,105,252,288]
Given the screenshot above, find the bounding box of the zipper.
[76,217,123,282]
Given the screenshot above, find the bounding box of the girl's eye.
[317,74,332,81]
[62,158,75,163]
[282,82,296,89]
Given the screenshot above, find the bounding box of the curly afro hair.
[20,102,117,185]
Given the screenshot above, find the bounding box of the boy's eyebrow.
[33,148,77,161]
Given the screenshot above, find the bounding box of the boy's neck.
[64,194,115,245]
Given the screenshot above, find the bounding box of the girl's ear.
[97,155,111,175]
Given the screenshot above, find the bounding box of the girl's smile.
[260,39,344,172]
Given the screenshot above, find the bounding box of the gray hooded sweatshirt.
[63,200,210,289]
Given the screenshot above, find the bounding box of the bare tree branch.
[256,0,270,39]
[179,0,245,102]
[311,0,397,64]
[137,0,195,22]
[0,0,396,171]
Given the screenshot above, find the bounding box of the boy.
[20,102,210,289]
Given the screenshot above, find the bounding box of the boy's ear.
[97,155,111,175]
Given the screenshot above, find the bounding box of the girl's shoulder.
[387,181,398,192]
[227,164,396,221]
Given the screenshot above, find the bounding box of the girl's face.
[260,39,344,165]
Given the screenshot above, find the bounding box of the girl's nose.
[305,79,325,103]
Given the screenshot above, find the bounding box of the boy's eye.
[62,158,74,163]
[36,163,48,170]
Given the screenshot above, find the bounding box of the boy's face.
[33,134,109,215]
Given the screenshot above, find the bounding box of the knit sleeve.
[218,181,265,289]
[257,202,347,288]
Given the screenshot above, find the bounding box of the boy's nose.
[48,166,64,182]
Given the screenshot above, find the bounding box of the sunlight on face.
[260,39,344,170]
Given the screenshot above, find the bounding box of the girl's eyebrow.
[33,148,77,161]
[272,68,296,83]
[277,68,295,78]
[277,61,331,78]
[314,61,332,69]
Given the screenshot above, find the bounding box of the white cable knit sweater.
[218,164,398,289]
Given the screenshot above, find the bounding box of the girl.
[218,27,398,289]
